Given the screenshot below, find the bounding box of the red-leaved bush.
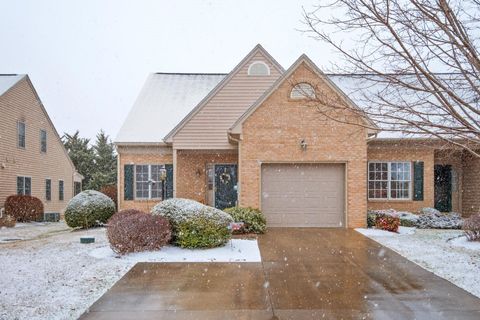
[5,195,44,222]
[107,209,172,254]
[375,214,400,232]
[463,213,480,241]
[100,185,118,210]
[0,214,16,228]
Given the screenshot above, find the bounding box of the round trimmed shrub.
[375,215,400,232]
[64,190,115,228]
[107,209,172,254]
[151,198,233,248]
[224,207,266,234]
[5,195,44,222]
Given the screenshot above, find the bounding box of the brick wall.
[175,150,238,204]
[462,153,480,217]
[239,61,368,228]
[367,143,435,212]
[117,145,173,212]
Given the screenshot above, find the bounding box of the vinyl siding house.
[0,74,83,218]
[115,45,480,228]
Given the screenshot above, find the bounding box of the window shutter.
[165,164,173,199]
[124,165,134,200]
[413,161,424,201]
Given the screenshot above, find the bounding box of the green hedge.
[176,215,231,248]
[64,190,115,228]
[224,207,266,234]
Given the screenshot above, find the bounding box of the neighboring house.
[115,45,480,228]
[0,74,83,217]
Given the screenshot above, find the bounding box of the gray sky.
[0,0,335,141]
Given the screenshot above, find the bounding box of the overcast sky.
[0,0,336,141]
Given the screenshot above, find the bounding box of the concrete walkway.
[80,228,480,319]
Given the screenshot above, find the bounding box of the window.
[40,129,47,152]
[368,162,411,200]
[17,121,26,148]
[247,61,270,76]
[290,83,316,99]
[45,179,51,201]
[59,180,64,201]
[17,176,31,195]
[74,182,82,195]
[135,164,165,199]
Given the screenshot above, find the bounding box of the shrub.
[375,215,400,232]
[151,198,233,248]
[463,213,480,241]
[176,215,231,248]
[224,207,266,234]
[107,210,172,254]
[64,190,115,228]
[0,214,16,228]
[368,209,419,228]
[5,195,44,222]
[416,207,463,229]
[100,185,118,210]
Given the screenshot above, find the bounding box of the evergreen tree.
[62,131,95,189]
[89,130,117,191]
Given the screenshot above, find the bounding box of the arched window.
[247,61,270,76]
[290,82,316,99]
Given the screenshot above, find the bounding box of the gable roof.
[163,44,285,143]
[0,74,25,96]
[115,73,226,144]
[229,54,378,134]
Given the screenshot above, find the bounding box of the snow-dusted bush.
[107,209,171,254]
[416,207,463,229]
[375,215,400,232]
[5,195,44,222]
[368,209,419,228]
[151,198,233,248]
[224,207,266,234]
[64,190,115,228]
[463,213,480,241]
[0,214,16,228]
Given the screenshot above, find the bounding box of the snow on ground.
[356,226,416,237]
[90,239,261,263]
[356,228,480,298]
[0,222,260,320]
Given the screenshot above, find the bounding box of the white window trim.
[45,178,52,201]
[17,121,26,149]
[17,175,32,196]
[247,61,270,76]
[290,82,316,99]
[134,164,165,200]
[58,179,64,201]
[368,161,412,201]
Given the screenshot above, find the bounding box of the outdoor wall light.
[300,139,308,151]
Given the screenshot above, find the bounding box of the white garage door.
[261,163,345,227]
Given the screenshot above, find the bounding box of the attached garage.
[261,163,346,227]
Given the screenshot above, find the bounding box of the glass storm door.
[214,164,238,210]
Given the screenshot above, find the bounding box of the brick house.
[0,74,83,218]
[115,45,480,228]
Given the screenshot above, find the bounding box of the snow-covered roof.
[0,74,25,96]
[115,73,226,144]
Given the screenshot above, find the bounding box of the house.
[0,74,83,218]
[115,45,480,228]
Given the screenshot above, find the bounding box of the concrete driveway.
[80,228,480,319]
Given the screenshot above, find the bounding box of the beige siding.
[172,51,282,149]
[0,77,76,213]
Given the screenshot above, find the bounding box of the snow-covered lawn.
[356,227,480,298]
[0,222,260,320]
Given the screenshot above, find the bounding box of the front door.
[214,164,238,210]
[434,165,452,212]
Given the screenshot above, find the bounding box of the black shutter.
[124,165,134,200]
[165,164,173,199]
[413,161,424,201]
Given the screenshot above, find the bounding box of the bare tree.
[302,0,480,157]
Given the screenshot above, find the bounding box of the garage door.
[261,163,345,227]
